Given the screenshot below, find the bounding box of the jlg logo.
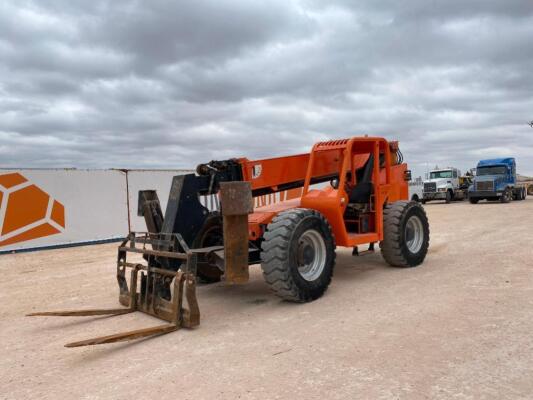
[0,173,65,248]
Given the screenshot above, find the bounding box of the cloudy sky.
[1,0,533,178]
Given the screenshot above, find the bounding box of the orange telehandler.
[29,137,430,347]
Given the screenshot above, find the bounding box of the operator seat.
[349,153,374,204]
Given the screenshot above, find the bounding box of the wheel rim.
[405,215,424,254]
[296,229,326,281]
[196,222,224,280]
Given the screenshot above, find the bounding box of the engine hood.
[474,175,502,183]
[424,178,451,187]
[474,174,506,189]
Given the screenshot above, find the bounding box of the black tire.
[500,189,511,203]
[411,194,419,202]
[260,208,336,302]
[421,199,427,204]
[469,197,479,204]
[380,201,430,268]
[192,213,224,283]
[445,190,452,204]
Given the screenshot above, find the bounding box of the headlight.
[438,188,447,192]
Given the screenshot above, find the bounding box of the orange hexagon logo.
[0,173,65,248]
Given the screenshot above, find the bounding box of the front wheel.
[192,213,224,283]
[380,201,430,268]
[469,197,479,204]
[445,190,452,204]
[500,189,511,203]
[261,208,336,302]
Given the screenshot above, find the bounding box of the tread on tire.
[260,208,336,302]
[380,201,430,268]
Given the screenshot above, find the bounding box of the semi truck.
[468,158,527,203]
[422,167,468,204]
[409,183,423,202]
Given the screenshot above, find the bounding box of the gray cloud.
[1,0,533,177]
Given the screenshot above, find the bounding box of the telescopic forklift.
[29,137,430,347]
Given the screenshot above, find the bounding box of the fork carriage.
[29,232,212,347]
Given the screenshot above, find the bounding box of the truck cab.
[468,158,526,203]
[422,167,461,203]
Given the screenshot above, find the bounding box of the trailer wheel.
[380,201,429,268]
[260,208,336,302]
[193,213,224,283]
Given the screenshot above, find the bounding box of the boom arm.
[197,139,401,197]
[197,148,343,197]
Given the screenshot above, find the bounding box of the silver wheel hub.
[405,215,424,253]
[297,230,326,281]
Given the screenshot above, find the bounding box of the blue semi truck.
[468,158,527,203]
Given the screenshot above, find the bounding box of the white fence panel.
[0,169,128,252]
[0,168,193,252]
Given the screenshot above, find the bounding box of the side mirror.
[404,170,412,181]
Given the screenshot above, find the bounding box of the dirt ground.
[1,198,532,400]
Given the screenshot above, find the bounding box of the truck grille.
[476,181,494,191]
[424,182,436,192]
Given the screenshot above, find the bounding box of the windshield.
[430,170,452,179]
[477,166,507,176]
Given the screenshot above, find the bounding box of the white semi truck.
[422,167,469,204]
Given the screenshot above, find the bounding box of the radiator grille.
[476,181,494,191]
[424,182,436,192]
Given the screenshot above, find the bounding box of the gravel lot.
[1,198,532,400]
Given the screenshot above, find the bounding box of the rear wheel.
[261,208,336,302]
[380,201,430,268]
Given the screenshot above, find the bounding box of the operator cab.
[349,153,374,204]
[343,152,380,235]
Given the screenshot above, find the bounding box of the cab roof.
[430,167,457,172]
[477,158,515,167]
